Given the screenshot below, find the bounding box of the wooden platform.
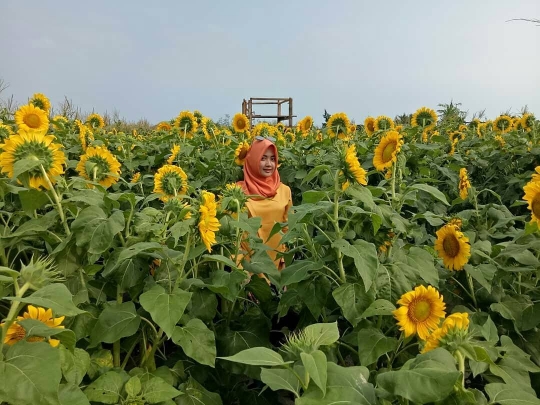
[242,97,296,127]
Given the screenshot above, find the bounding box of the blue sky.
[1,1,539,125]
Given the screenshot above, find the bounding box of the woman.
[237,136,292,270]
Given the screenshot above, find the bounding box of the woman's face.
[259,147,276,178]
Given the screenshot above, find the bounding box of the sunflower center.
[162,173,184,195]
[382,142,397,163]
[236,119,246,130]
[367,122,375,131]
[443,234,460,258]
[12,323,27,341]
[238,149,248,160]
[410,299,431,322]
[13,140,54,173]
[532,196,540,218]
[24,113,42,129]
[27,336,46,343]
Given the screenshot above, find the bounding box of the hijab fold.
[237,138,280,198]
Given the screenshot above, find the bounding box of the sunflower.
[86,113,105,129]
[232,113,250,133]
[201,117,218,140]
[1,305,65,347]
[0,123,14,140]
[364,117,376,136]
[411,107,438,130]
[131,172,141,183]
[476,122,487,137]
[326,112,350,138]
[493,115,512,133]
[76,146,121,189]
[494,135,505,148]
[458,168,471,200]
[374,115,395,132]
[521,113,535,132]
[373,130,404,172]
[153,164,188,202]
[252,122,277,139]
[29,93,51,113]
[174,111,198,138]
[392,285,446,340]
[434,223,471,271]
[51,115,68,130]
[15,104,50,133]
[198,191,221,252]
[167,144,180,165]
[156,121,172,131]
[421,312,469,353]
[469,118,481,132]
[234,141,250,166]
[0,129,66,190]
[74,119,93,151]
[523,180,540,225]
[193,110,204,124]
[531,167,540,183]
[298,116,313,133]
[343,144,368,186]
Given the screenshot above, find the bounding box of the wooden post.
[288,98,293,127]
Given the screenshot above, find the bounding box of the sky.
[1,1,539,125]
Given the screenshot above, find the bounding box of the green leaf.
[304,322,340,348]
[177,377,222,405]
[140,285,192,338]
[172,318,216,367]
[12,157,42,179]
[332,282,375,326]
[465,264,495,293]
[491,295,540,331]
[19,189,50,213]
[58,383,91,405]
[205,269,248,302]
[360,299,396,319]
[301,350,327,396]
[84,370,126,404]
[409,183,450,206]
[8,283,85,316]
[357,328,398,366]
[332,239,379,290]
[19,319,76,351]
[142,376,182,403]
[297,362,376,405]
[377,348,461,404]
[302,190,327,204]
[280,260,323,286]
[260,368,301,396]
[125,376,142,397]
[218,347,290,366]
[59,347,90,386]
[345,184,375,210]
[201,254,238,269]
[302,165,331,184]
[71,206,125,254]
[89,301,141,346]
[405,247,439,286]
[485,383,540,404]
[102,242,162,276]
[188,289,218,322]
[0,341,62,405]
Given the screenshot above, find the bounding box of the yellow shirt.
[245,183,293,268]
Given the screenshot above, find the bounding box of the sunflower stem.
[455,349,466,388]
[333,170,346,283]
[390,160,397,206]
[175,232,192,287]
[39,165,71,236]
[113,285,123,368]
[466,272,478,310]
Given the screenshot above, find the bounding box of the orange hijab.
[237,138,281,198]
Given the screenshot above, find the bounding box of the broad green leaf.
[260,368,301,396]
[84,370,126,404]
[201,254,238,269]
[377,348,461,404]
[59,347,90,386]
[19,189,49,213]
[125,376,142,397]
[465,264,495,293]
[481,316,498,343]
[332,282,375,326]
[409,183,450,205]
[302,165,331,184]
[12,157,42,179]
[58,383,90,405]
[89,301,141,346]
[485,383,540,404]
[345,184,375,210]
[491,295,540,331]
[360,299,396,319]
[102,242,162,276]
[297,362,376,405]
[405,247,438,286]
[332,239,379,290]
[177,377,222,405]
[142,376,182,403]
[357,328,398,366]
[19,319,76,351]
[304,322,340,348]
[140,285,192,338]
[0,341,62,405]
[297,275,331,319]
[218,347,289,366]
[172,319,216,367]
[205,269,248,301]
[188,289,218,322]
[302,190,327,204]
[71,206,125,254]
[8,283,85,316]
[301,350,327,396]
[280,260,323,286]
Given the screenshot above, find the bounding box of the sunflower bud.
[20,256,63,290]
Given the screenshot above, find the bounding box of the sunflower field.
[0,93,540,405]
